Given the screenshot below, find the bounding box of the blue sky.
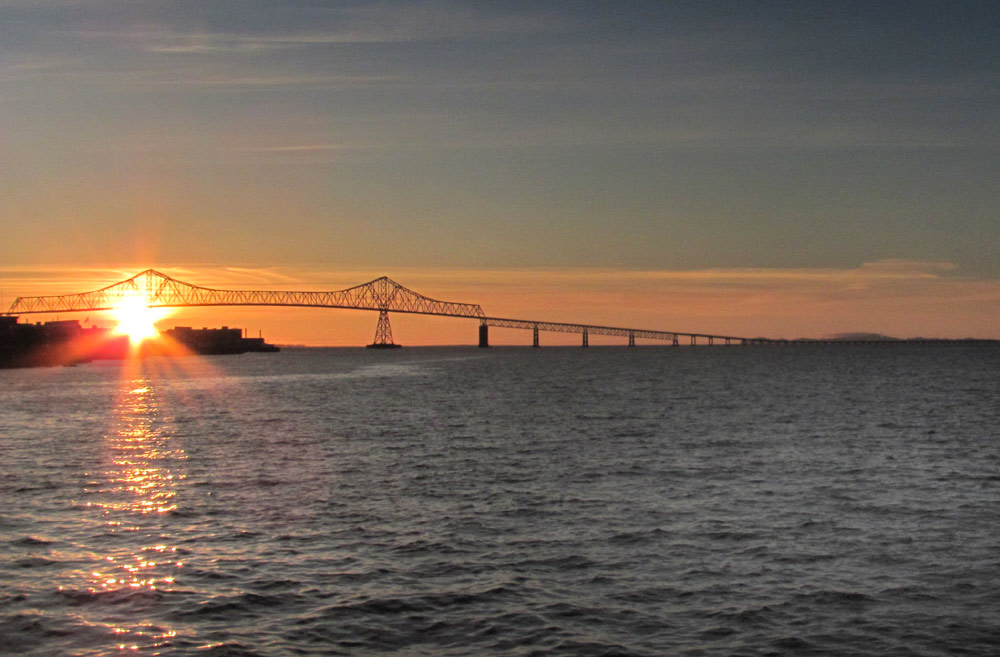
[1,1,998,339]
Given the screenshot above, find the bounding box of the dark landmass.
[795,334,999,344]
[823,332,899,341]
[162,325,279,356]
[0,317,278,369]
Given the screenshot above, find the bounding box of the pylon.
[367,310,401,348]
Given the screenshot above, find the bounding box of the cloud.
[63,2,567,56]
[852,260,956,277]
[233,144,347,153]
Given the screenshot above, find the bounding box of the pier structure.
[476,316,761,348]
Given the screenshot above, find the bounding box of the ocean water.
[1,344,999,656]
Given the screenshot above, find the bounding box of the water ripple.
[1,345,998,656]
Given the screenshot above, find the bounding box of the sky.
[1,1,998,344]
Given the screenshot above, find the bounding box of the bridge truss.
[482,317,768,346]
[5,269,773,347]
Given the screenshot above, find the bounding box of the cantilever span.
[6,269,485,320]
[4,269,772,347]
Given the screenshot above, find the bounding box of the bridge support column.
[367,310,401,348]
[479,323,490,348]
[628,332,635,347]
[672,335,679,346]
[582,330,589,348]
[690,335,696,345]
[532,327,539,347]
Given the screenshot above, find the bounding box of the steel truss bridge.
[5,269,775,347]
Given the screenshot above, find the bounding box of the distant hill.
[823,332,899,341]
[785,333,999,343]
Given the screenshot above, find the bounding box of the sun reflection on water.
[72,367,188,652]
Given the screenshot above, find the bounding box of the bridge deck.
[4,269,770,345]
[482,316,767,345]
[8,269,993,346]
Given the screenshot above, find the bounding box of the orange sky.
[2,262,998,346]
[3,5,998,341]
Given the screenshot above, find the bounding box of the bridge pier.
[532,327,539,347]
[367,310,401,348]
[628,332,635,347]
[479,323,489,348]
[582,329,589,348]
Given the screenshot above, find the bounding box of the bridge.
[4,269,774,347]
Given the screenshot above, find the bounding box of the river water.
[1,344,999,656]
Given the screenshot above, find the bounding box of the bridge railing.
[6,269,486,320]
[482,316,772,345]
[5,269,781,346]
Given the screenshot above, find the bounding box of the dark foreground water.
[2,345,999,656]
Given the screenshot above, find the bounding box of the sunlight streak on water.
[2,346,999,656]
[61,370,188,652]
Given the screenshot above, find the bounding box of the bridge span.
[5,269,773,347]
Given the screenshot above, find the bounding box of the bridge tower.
[367,310,401,349]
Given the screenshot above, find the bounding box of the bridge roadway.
[3,269,778,347]
[481,316,766,347]
[11,268,988,347]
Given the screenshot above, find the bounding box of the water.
[2,345,999,656]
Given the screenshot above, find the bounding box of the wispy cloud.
[233,144,347,153]
[143,32,405,54]
[140,74,393,89]
[67,3,566,55]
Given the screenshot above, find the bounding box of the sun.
[112,297,168,345]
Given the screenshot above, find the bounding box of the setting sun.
[112,298,168,345]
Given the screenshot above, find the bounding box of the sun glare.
[112,298,168,345]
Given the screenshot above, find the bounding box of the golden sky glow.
[1,3,998,341]
[2,262,998,344]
